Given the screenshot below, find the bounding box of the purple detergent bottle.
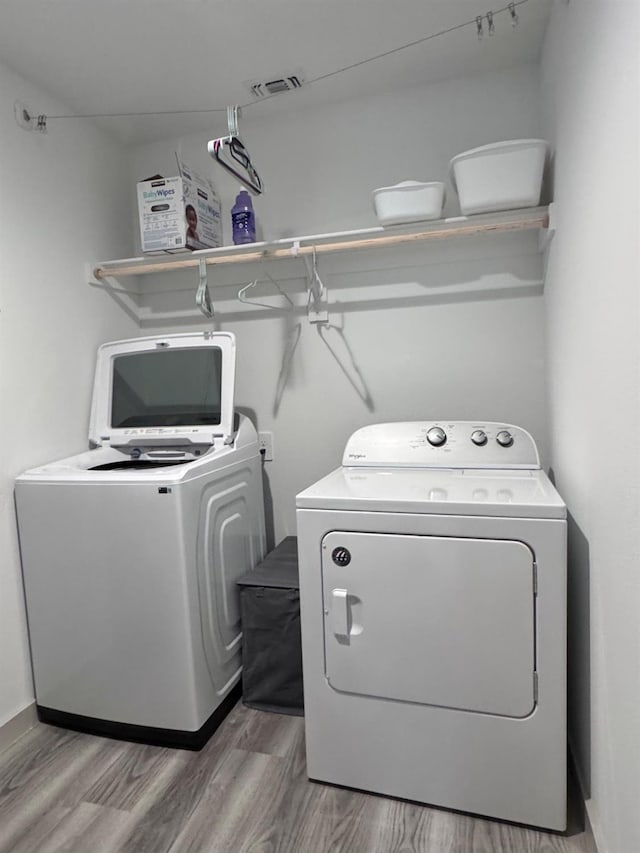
[231,189,256,245]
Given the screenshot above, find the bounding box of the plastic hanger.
[207,106,264,196]
[303,247,328,324]
[196,259,214,318]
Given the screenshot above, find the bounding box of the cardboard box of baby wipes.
[137,161,222,253]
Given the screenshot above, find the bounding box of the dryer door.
[321,531,535,718]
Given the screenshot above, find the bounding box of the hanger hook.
[196,258,214,318]
[227,105,240,139]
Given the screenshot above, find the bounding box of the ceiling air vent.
[244,72,305,100]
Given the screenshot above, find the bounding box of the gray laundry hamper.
[237,536,304,715]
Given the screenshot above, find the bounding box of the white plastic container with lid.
[372,181,446,226]
[449,139,548,216]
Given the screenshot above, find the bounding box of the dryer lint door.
[321,531,536,718]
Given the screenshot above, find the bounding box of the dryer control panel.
[342,422,540,470]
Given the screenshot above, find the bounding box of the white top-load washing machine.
[16,331,265,749]
[296,421,566,830]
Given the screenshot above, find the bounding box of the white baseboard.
[568,741,603,853]
[0,703,38,756]
[583,799,608,853]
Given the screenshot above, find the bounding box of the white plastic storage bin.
[449,140,548,215]
[373,181,446,225]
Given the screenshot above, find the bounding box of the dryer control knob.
[426,427,447,447]
[496,430,514,448]
[471,429,488,446]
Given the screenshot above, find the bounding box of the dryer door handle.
[331,588,349,637]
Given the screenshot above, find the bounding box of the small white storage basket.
[373,181,446,225]
[449,139,548,215]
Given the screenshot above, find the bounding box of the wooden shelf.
[93,206,551,282]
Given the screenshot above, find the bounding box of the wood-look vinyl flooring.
[0,703,595,853]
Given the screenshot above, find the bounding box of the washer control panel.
[342,422,540,469]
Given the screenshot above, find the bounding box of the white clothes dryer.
[296,421,566,830]
[16,332,265,749]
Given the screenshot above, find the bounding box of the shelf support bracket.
[539,201,556,253]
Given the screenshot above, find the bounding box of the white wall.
[129,65,550,546]
[0,62,137,727]
[541,4,640,852]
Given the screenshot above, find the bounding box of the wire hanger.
[238,267,294,311]
[207,106,264,195]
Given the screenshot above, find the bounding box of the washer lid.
[296,466,566,519]
[89,332,236,448]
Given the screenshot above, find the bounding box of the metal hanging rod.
[93,207,549,281]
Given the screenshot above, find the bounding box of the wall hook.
[14,101,47,133]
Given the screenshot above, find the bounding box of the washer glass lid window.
[111,348,223,428]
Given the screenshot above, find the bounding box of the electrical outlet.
[258,431,274,461]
